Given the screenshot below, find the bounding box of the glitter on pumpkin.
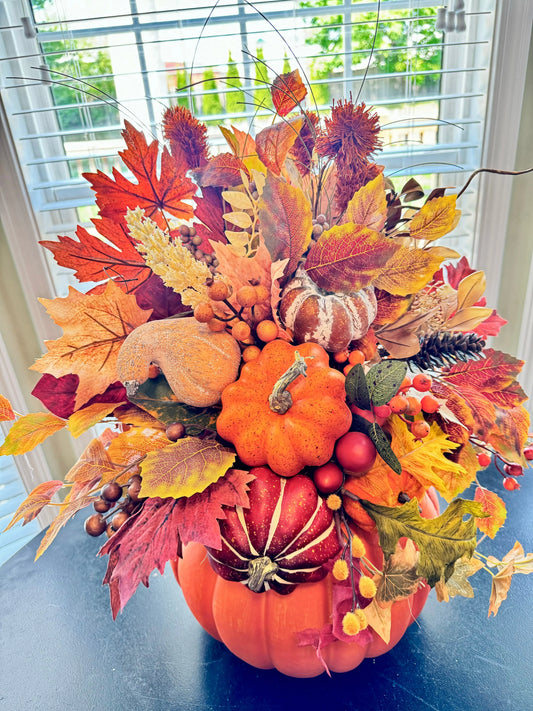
[359,576,377,599]
[332,559,349,581]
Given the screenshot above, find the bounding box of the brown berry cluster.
[84,475,144,539]
[178,224,219,274]
[311,214,330,241]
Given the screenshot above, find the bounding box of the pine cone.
[408,332,485,370]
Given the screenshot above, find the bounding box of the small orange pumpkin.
[116,317,241,407]
[173,490,439,678]
[216,340,352,477]
[279,268,377,353]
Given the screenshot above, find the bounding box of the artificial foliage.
[2,65,533,677]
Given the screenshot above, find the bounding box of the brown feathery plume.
[163,106,210,170]
[289,111,320,177]
[315,99,381,163]
[334,160,382,215]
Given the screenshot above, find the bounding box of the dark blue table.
[1,466,532,711]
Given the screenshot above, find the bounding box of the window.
[0,1,531,558]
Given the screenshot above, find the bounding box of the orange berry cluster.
[193,280,278,354]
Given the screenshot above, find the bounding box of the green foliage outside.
[176,68,196,112]
[201,68,224,117]
[301,0,443,103]
[225,52,245,115]
[254,46,272,110]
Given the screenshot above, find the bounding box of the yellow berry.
[351,534,366,559]
[359,576,377,599]
[354,607,368,630]
[326,493,342,511]
[342,611,361,636]
[332,559,349,581]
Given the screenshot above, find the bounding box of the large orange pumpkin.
[172,490,439,678]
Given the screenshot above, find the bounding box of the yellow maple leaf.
[0,412,66,456]
[385,417,469,501]
[343,172,387,232]
[373,245,449,297]
[474,486,507,539]
[409,195,460,242]
[30,280,152,410]
[139,436,235,499]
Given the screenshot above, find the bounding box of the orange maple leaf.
[31,280,152,410]
[271,70,308,117]
[0,394,15,422]
[84,121,195,222]
[474,487,507,539]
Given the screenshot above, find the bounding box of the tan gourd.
[116,318,241,407]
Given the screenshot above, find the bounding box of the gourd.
[279,267,377,353]
[205,466,341,593]
[216,340,352,477]
[173,489,439,678]
[116,317,241,407]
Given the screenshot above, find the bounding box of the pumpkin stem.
[268,351,308,415]
[247,556,279,592]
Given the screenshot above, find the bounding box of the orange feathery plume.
[163,106,210,170]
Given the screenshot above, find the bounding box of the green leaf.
[130,375,219,434]
[361,497,485,587]
[366,360,408,407]
[345,363,371,409]
[367,422,402,475]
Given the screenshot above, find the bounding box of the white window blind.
[1,0,499,300]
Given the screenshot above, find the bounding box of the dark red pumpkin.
[173,489,439,677]
[206,466,341,593]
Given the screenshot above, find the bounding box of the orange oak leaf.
[139,437,235,499]
[0,395,15,421]
[67,402,125,439]
[474,487,507,539]
[40,217,151,291]
[259,173,313,280]
[305,223,398,293]
[343,172,387,232]
[194,152,248,188]
[84,121,195,222]
[271,69,308,117]
[409,195,460,242]
[3,480,63,531]
[31,280,152,410]
[373,245,450,297]
[255,116,304,175]
[0,412,66,456]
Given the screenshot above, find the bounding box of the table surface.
[1,466,532,711]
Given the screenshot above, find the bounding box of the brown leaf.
[456,271,486,311]
[343,173,387,232]
[139,437,235,499]
[364,599,392,643]
[437,556,484,601]
[375,307,438,359]
[258,173,312,279]
[255,116,303,175]
[3,480,64,531]
[305,223,398,293]
[487,541,533,616]
[30,280,152,410]
[376,539,422,604]
[445,306,495,332]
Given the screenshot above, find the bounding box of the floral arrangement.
[2,68,532,676]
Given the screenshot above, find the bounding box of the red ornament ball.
[313,462,344,494]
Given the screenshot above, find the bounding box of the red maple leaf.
[271,69,307,117]
[40,217,150,291]
[84,121,195,222]
[99,469,254,617]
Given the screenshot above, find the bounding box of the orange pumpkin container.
[173,468,439,678]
